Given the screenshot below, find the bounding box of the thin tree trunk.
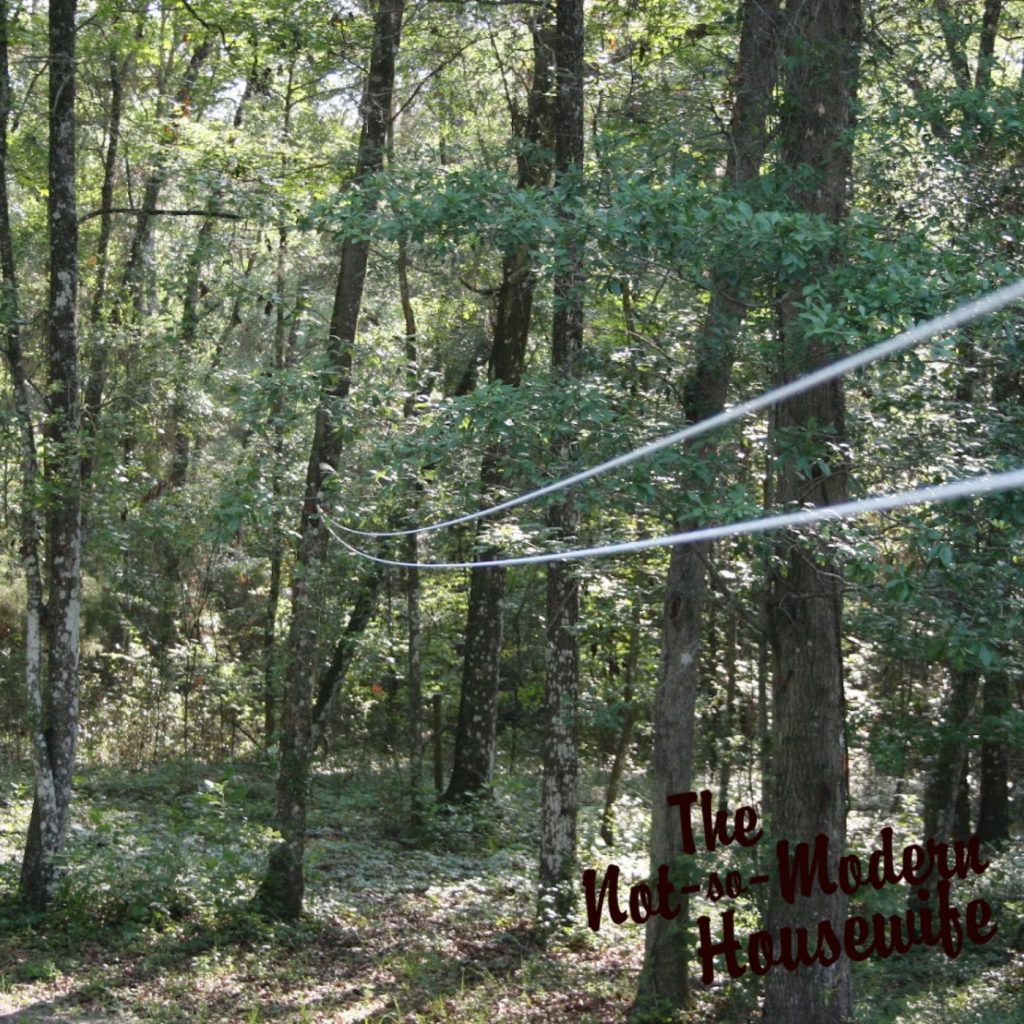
[600,590,641,847]
[257,0,403,921]
[432,693,444,793]
[80,56,124,488]
[88,61,124,325]
[446,540,506,798]
[922,669,980,846]
[262,280,301,745]
[762,1,860,1021]
[716,605,738,810]
[922,0,1007,857]
[538,0,585,925]
[975,0,1003,92]
[398,240,425,816]
[634,1,783,1013]
[82,36,213,465]
[446,13,556,801]
[129,209,219,674]
[932,0,973,92]
[953,761,972,842]
[262,291,305,742]
[0,0,44,907]
[757,615,770,803]
[263,66,300,746]
[169,214,216,486]
[125,38,213,317]
[977,671,1011,843]
[20,0,82,911]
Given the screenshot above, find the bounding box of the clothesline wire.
[331,278,1024,539]
[323,466,1024,570]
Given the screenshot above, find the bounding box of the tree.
[538,0,585,925]
[634,0,783,1013]
[445,9,556,802]
[257,0,404,920]
[762,0,861,1020]
[17,0,83,911]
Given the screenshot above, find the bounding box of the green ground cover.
[0,762,1021,1023]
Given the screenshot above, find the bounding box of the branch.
[393,38,478,122]
[78,206,242,224]
[309,572,382,751]
[868,23,951,141]
[459,275,499,297]
[696,547,768,638]
[178,0,230,52]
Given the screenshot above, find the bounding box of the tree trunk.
[263,67,301,746]
[262,289,304,746]
[397,241,426,816]
[716,605,739,811]
[0,0,44,907]
[19,0,82,912]
[977,671,1011,843]
[432,692,444,793]
[80,53,125,487]
[169,214,216,486]
[925,0,1008,851]
[932,0,973,92]
[922,669,980,847]
[446,549,506,799]
[537,0,585,926]
[600,590,641,847]
[975,0,1003,92]
[446,14,556,802]
[257,0,403,921]
[87,60,124,325]
[82,36,213,471]
[634,0,783,1013]
[762,1,860,1021]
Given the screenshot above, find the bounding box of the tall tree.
[18,0,83,911]
[0,0,44,905]
[256,0,404,920]
[445,11,556,801]
[634,0,783,1013]
[396,236,427,817]
[538,0,585,925]
[762,0,861,1020]
[917,0,1011,860]
[82,31,214,456]
[261,56,304,746]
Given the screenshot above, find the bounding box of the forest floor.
[0,758,1021,1023]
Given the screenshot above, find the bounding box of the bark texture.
[0,0,43,909]
[634,0,783,1014]
[19,0,83,911]
[538,0,585,924]
[762,1,860,1021]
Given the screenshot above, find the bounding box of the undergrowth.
[0,759,1020,1023]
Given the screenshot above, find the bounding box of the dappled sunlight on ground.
[1,762,1021,1023]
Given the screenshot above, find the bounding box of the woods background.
[0,0,1022,1021]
